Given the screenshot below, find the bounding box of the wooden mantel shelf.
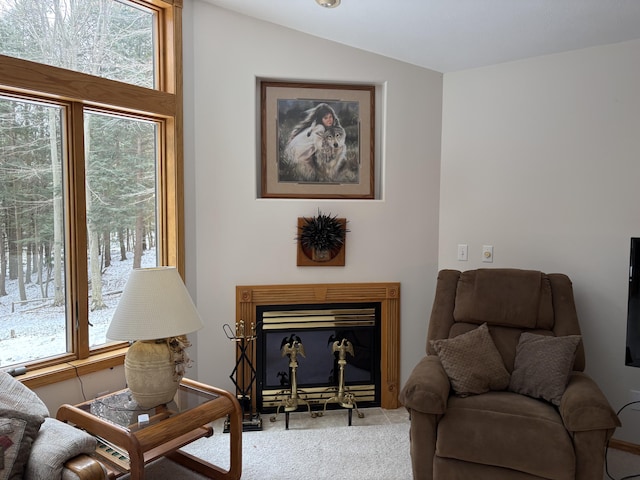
[236,282,401,409]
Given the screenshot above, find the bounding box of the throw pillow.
[0,373,49,418]
[0,408,45,480]
[509,332,581,406]
[430,323,510,396]
[25,417,97,480]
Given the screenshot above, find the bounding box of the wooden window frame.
[0,0,184,389]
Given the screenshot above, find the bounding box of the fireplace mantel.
[236,282,400,409]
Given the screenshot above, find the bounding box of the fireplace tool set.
[270,335,365,429]
[223,320,263,431]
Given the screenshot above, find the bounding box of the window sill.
[20,348,128,390]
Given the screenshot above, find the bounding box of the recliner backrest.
[426,268,585,372]
[454,269,554,329]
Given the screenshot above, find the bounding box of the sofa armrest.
[63,454,109,480]
[399,355,450,414]
[26,417,99,480]
[559,371,621,432]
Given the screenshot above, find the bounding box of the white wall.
[440,39,640,442]
[185,2,442,396]
[35,367,126,415]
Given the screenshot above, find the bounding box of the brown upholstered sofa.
[400,269,620,480]
[0,371,107,480]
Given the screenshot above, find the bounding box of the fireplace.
[235,283,400,417]
[256,303,381,412]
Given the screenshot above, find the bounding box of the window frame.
[0,0,184,389]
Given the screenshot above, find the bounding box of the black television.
[626,238,640,366]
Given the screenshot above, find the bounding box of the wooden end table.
[56,378,242,480]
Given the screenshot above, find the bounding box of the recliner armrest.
[399,355,450,414]
[559,371,621,432]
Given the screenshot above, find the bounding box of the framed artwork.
[260,81,375,199]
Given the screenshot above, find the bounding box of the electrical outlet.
[482,245,494,263]
[630,389,640,410]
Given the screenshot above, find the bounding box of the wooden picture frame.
[261,81,375,199]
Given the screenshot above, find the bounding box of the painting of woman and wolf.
[277,99,361,184]
[261,82,374,199]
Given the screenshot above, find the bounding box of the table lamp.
[106,266,204,408]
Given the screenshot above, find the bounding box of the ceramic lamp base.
[124,340,181,408]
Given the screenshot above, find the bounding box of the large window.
[0,0,156,88]
[0,0,183,381]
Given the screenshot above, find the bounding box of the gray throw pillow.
[509,332,581,405]
[431,323,510,396]
[0,373,49,418]
[0,408,45,480]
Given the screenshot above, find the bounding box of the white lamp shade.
[106,266,204,341]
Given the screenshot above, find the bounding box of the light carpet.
[117,411,640,480]
[122,409,412,480]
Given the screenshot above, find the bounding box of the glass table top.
[79,382,219,432]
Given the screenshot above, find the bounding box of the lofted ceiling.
[200,0,640,73]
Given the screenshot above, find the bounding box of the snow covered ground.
[0,250,156,368]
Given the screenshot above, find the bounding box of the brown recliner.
[399,269,620,480]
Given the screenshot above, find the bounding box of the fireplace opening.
[256,302,381,413]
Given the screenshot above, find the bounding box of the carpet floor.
[122,407,412,480]
[118,406,640,480]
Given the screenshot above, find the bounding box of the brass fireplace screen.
[257,305,379,411]
[235,282,401,413]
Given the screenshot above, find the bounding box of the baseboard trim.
[609,438,640,455]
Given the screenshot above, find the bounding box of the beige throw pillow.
[509,332,581,406]
[431,323,510,396]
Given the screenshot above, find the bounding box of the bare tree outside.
[0,0,158,367]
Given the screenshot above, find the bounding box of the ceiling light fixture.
[316,0,341,8]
